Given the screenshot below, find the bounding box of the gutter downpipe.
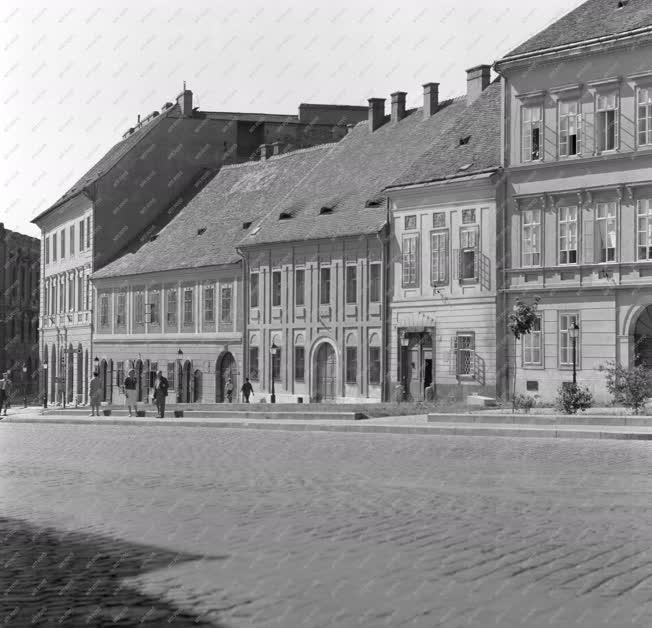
[235,245,249,401]
[377,199,391,403]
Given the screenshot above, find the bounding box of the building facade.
[34,88,367,405]
[496,0,652,402]
[0,224,40,398]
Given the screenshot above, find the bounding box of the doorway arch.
[634,305,652,371]
[216,352,237,402]
[180,360,192,403]
[313,340,337,402]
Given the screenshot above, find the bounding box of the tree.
[599,359,650,415]
[507,296,541,412]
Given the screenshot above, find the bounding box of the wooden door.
[315,343,336,401]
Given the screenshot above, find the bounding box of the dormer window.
[242,221,252,230]
[279,212,292,220]
[197,227,206,235]
[319,206,333,215]
[459,135,471,146]
[521,104,542,162]
[365,199,382,208]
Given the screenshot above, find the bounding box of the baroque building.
[495,0,652,402]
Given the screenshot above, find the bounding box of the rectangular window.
[45,237,50,265]
[248,347,259,381]
[183,288,193,325]
[559,313,579,366]
[638,87,652,147]
[596,202,616,263]
[79,220,85,252]
[134,291,144,324]
[433,212,446,228]
[320,267,331,304]
[68,276,74,310]
[346,266,357,304]
[86,216,91,249]
[369,347,381,385]
[401,234,418,287]
[558,206,578,264]
[166,289,177,326]
[638,199,652,260]
[116,293,126,326]
[462,208,476,224]
[596,92,618,152]
[77,275,83,310]
[346,347,357,384]
[150,290,160,324]
[430,230,449,284]
[460,228,478,280]
[167,362,175,390]
[404,215,417,230]
[523,315,542,365]
[559,100,581,156]
[204,286,214,322]
[294,346,305,381]
[250,272,259,308]
[295,269,305,306]
[100,294,109,327]
[60,230,66,259]
[369,263,381,303]
[456,333,474,376]
[522,208,541,267]
[69,225,75,256]
[220,285,232,323]
[59,279,64,312]
[52,233,57,262]
[272,271,282,307]
[521,105,542,161]
[272,348,281,380]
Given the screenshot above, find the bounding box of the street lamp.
[569,321,580,385]
[22,365,27,408]
[43,363,48,409]
[270,342,277,404]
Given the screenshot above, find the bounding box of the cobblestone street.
[2,423,652,626]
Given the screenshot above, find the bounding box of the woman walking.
[123,368,138,416]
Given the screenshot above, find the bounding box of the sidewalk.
[4,408,652,441]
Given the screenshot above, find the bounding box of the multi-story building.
[238,81,497,403]
[387,67,503,401]
[495,0,652,401]
[33,88,367,405]
[0,224,40,397]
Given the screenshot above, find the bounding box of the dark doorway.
[216,352,237,402]
[314,343,337,401]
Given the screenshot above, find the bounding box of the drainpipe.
[376,199,391,402]
[235,245,248,401]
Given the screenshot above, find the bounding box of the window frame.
[320,267,331,305]
[558,99,582,158]
[183,287,193,326]
[459,226,479,282]
[595,201,617,263]
[116,292,126,327]
[430,229,449,285]
[166,288,178,326]
[134,291,145,325]
[558,312,580,368]
[401,233,419,288]
[345,265,357,304]
[521,208,541,267]
[149,289,161,325]
[294,345,305,382]
[272,270,282,307]
[295,269,305,307]
[249,272,259,309]
[69,224,75,256]
[345,346,357,384]
[558,205,578,265]
[637,199,652,260]
[79,220,85,252]
[637,86,652,148]
[99,294,109,328]
[249,346,259,381]
[521,103,543,162]
[369,262,381,303]
[204,285,215,323]
[522,314,543,366]
[404,215,417,230]
[220,284,233,324]
[455,332,475,377]
[595,91,619,153]
[368,346,381,385]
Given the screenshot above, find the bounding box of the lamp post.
[569,322,580,385]
[22,365,27,408]
[177,348,183,403]
[43,363,48,409]
[270,342,277,404]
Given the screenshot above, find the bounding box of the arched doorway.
[634,306,652,383]
[67,344,74,403]
[216,352,237,402]
[193,370,202,402]
[313,342,337,402]
[180,360,192,403]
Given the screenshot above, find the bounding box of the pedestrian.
[0,372,12,417]
[225,377,234,403]
[89,372,102,417]
[241,378,254,403]
[123,368,138,417]
[153,370,169,418]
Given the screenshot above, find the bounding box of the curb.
[4,415,652,441]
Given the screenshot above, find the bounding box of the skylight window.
[459,135,471,145]
[242,221,252,230]
[279,212,292,220]
[319,206,334,215]
[365,199,383,208]
[197,227,206,235]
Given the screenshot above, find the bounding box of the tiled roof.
[239,96,470,247]
[503,0,652,59]
[387,80,502,189]
[92,145,332,278]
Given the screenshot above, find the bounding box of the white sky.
[2,0,582,238]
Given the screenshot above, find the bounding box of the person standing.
[123,368,138,417]
[0,372,12,416]
[241,378,254,403]
[153,370,169,418]
[89,372,102,417]
[225,377,234,403]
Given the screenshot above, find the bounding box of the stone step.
[427,412,652,426]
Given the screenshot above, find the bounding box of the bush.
[556,383,593,414]
[599,360,650,414]
[513,393,536,413]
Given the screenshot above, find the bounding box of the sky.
[2,0,584,238]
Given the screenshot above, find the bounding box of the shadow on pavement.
[0,516,228,626]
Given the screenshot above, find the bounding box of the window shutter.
[473,246,480,281]
[584,108,594,156]
[443,231,449,284]
[577,113,583,155]
[449,336,458,375]
[582,213,594,264]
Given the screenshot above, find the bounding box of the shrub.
[599,360,650,415]
[513,393,536,413]
[556,383,593,415]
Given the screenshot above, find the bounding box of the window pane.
[346,347,357,384]
[369,263,381,302]
[204,287,214,322]
[183,288,193,325]
[295,270,305,306]
[320,268,331,304]
[294,346,305,381]
[249,347,259,380]
[272,271,281,307]
[369,347,381,384]
[220,285,232,323]
[346,266,357,304]
[250,273,259,308]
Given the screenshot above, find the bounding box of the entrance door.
[314,343,336,401]
[217,352,237,402]
[424,358,433,397]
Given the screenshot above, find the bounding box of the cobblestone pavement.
[2,424,652,627]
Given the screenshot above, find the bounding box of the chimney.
[259,143,271,160]
[271,141,282,156]
[367,98,386,132]
[390,92,407,124]
[466,65,491,104]
[423,83,439,118]
[177,89,193,117]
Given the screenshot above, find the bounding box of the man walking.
[153,370,169,418]
[89,372,101,417]
[241,378,254,403]
[0,372,12,416]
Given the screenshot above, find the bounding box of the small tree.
[507,296,541,412]
[599,359,650,415]
[556,383,593,414]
